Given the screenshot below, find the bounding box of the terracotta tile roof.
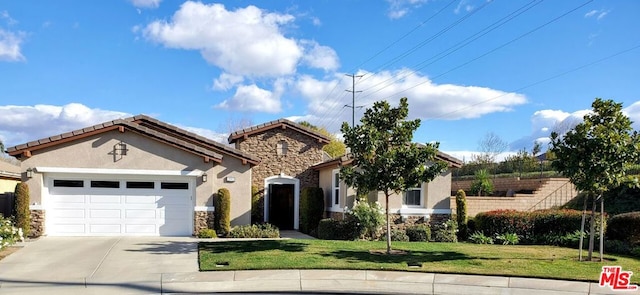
[6,115,260,165]
[312,149,463,170]
[228,118,331,144]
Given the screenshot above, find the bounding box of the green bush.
[299,187,325,235]
[605,239,633,255]
[496,233,519,245]
[474,210,532,241]
[381,229,409,242]
[229,224,280,238]
[432,220,458,243]
[346,198,384,240]
[406,224,431,242]
[470,169,493,196]
[250,185,262,224]
[0,215,23,249]
[455,189,468,240]
[197,229,217,239]
[13,183,30,238]
[317,218,360,240]
[214,188,231,237]
[469,231,493,244]
[607,211,640,246]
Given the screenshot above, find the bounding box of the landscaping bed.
[199,239,640,283]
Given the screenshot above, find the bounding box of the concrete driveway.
[0,237,198,294]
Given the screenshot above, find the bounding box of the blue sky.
[1,0,639,161]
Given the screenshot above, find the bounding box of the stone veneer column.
[193,211,215,236]
[29,209,45,238]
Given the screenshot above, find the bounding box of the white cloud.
[623,101,640,131]
[212,73,244,91]
[214,84,283,114]
[142,2,302,78]
[454,0,474,14]
[294,70,526,131]
[584,9,610,20]
[301,40,339,71]
[0,103,130,147]
[1,11,17,26]
[176,125,228,144]
[130,0,161,9]
[387,0,427,19]
[0,28,25,62]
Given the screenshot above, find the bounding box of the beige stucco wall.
[318,167,357,212]
[18,129,252,227]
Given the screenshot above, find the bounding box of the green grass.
[199,239,640,283]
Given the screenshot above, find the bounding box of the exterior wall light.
[117,142,128,156]
[26,168,34,179]
[202,173,208,182]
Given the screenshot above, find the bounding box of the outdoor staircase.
[527,179,579,211]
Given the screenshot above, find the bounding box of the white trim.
[194,206,215,212]
[35,167,204,177]
[395,208,452,217]
[29,204,44,210]
[402,183,424,208]
[264,174,300,230]
[329,169,341,211]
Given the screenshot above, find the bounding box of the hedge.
[14,183,30,238]
[299,187,325,234]
[317,218,360,240]
[607,211,640,245]
[214,188,231,237]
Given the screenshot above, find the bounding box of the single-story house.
[6,115,461,237]
[0,160,21,194]
[312,151,462,227]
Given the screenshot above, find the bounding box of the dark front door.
[268,184,294,230]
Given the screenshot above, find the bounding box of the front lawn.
[199,239,640,283]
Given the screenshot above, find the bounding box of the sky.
[1,0,639,162]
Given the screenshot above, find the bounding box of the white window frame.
[402,184,424,207]
[330,169,341,211]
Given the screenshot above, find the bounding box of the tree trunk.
[578,195,587,261]
[385,192,391,254]
[599,194,604,262]
[587,195,596,261]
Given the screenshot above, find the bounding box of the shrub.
[214,188,231,237]
[605,240,633,255]
[607,211,640,246]
[469,231,493,244]
[496,233,519,245]
[346,198,384,240]
[0,215,23,249]
[474,210,532,242]
[381,229,409,242]
[317,218,360,240]
[406,224,431,242]
[470,169,493,196]
[197,229,217,239]
[455,189,468,240]
[229,224,280,238]
[250,185,262,224]
[299,187,325,235]
[432,220,458,243]
[14,183,30,238]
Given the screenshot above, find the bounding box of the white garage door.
[46,176,193,236]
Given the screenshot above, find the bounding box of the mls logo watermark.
[599,266,638,291]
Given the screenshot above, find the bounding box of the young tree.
[550,98,640,261]
[477,132,508,164]
[340,97,448,254]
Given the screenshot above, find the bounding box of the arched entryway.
[264,174,300,230]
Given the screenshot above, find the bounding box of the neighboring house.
[0,160,21,194]
[6,115,259,237]
[313,151,462,227]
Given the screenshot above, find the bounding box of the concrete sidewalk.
[0,236,631,294]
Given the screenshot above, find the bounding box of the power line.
[345,73,365,127]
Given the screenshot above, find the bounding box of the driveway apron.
[0,237,198,294]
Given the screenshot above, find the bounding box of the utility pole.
[345,73,364,127]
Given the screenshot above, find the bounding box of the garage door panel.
[53,195,86,203]
[89,209,121,218]
[89,195,122,204]
[53,224,86,234]
[125,224,156,234]
[125,209,157,219]
[50,209,85,218]
[125,195,158,204]
[90,224,122,234]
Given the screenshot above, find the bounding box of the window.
[332,169,340,207]
[403,187,421,206]
[126,181,154,189]
[161,182,188,190]
[53,180,84,187]
[90,181,120,188]
[276,140,288,156]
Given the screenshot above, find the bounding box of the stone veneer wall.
[236,128,325,194]
[29,209,45,238]
[194,211,214,236]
